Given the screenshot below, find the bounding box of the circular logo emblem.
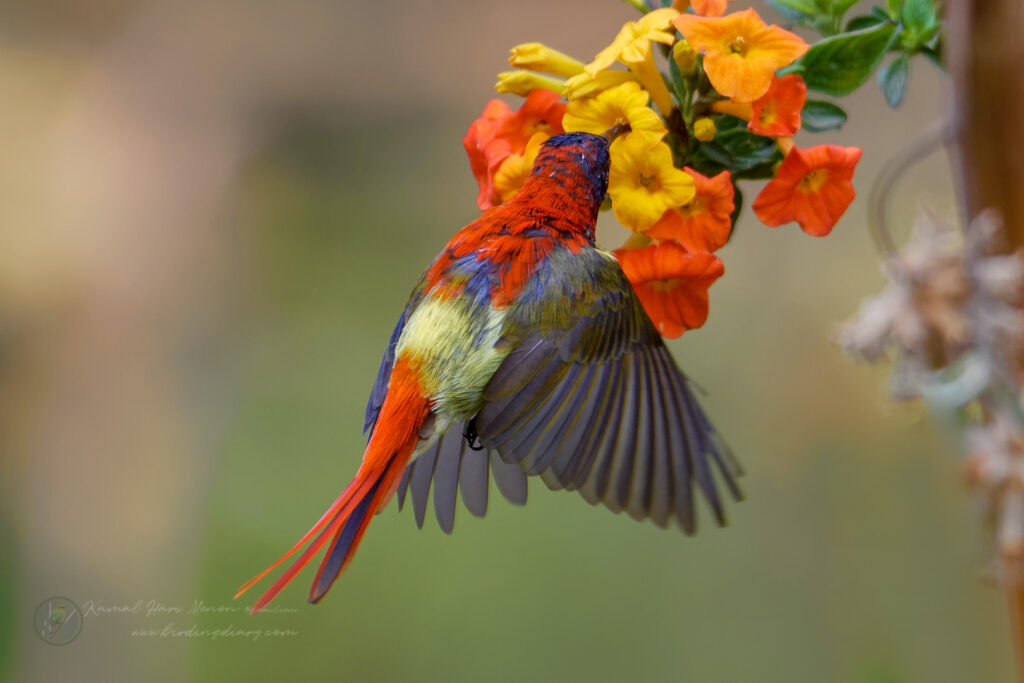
[34,597,83,645]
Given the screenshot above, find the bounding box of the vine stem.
[947,0,1024,680]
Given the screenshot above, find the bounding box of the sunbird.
[236,129,742,613]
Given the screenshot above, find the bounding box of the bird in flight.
[235,128,742,614]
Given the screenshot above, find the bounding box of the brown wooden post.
[947,0,1024,679]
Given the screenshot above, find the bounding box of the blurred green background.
[0,1,1011,681]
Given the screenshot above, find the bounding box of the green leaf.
[801,100,849,131]
[845,14,885,31]
[919,43,943,68]
[830,0,862,16]
[727,184,743,241]
[767,0,819,18]
[713,114,747,132]
[700,128,781,173]
[766,0,816,27]
[782,22,900,96]
[732,159,784,181]
[667,47,688,106]
[878,52,910,107]
[901,0,937,34]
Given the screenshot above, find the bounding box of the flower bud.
[672,39,697,76]
[508,43,585,78]
[694,117,716,142]
[495,71,566,97]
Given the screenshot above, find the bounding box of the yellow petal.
[563,70,637,99]
[609,137,695,232]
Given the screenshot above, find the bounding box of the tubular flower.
[645,168,734,252]
[582,8,679,114]
[563,69,636,100]
[752,144,863,237]
[508,43,585,78]
[493,132,549,203]
[710,75,805,137]
[608,135,696,233]
[749,74,806,137]
[614,242,724,338]
[563,81,667,150]
[584,8,679,76]
[463,89,565,210]
[673,8,809,103]
[691,0,736,16]
[495,71,566,97]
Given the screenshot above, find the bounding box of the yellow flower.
[493,132,549,203]
[563,69,636,100]
[495,71,566,97]
[694,117,717,141]
[581,7,679,114]
[508,43,585,78]
[585,8,679,76]
[609,136,696,232]
[674,8,809,102]
[563,81,667,150]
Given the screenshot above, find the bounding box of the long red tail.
[235,357,429,613]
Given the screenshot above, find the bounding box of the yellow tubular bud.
[672,39,697,76]
[776,136,795,155]
[508,43,586,78]
[495,71,566,97]
[694,117,717,142]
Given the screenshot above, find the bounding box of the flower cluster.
[464,3,864,338]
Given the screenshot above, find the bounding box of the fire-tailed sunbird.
[236,130,742,613]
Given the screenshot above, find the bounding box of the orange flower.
[691,0,736,17]
[462,90,565,209]
[752,144,862,237]
[614,242,724,338]
[712,74,806,137]
[750,74,806,137]
[673,8,808,102]
[493,132,549,203]
[645,169,734,252]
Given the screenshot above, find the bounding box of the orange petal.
[691,0,732,17]
[752,144,862,236]
[463,90,565,210]
[644,168,734,252]
[675,9,808,102]
[614,242,724,338]
[749,74,806,137]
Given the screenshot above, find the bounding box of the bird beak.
[601,123,631,143]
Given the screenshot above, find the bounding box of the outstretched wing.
[475,245,742,533]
